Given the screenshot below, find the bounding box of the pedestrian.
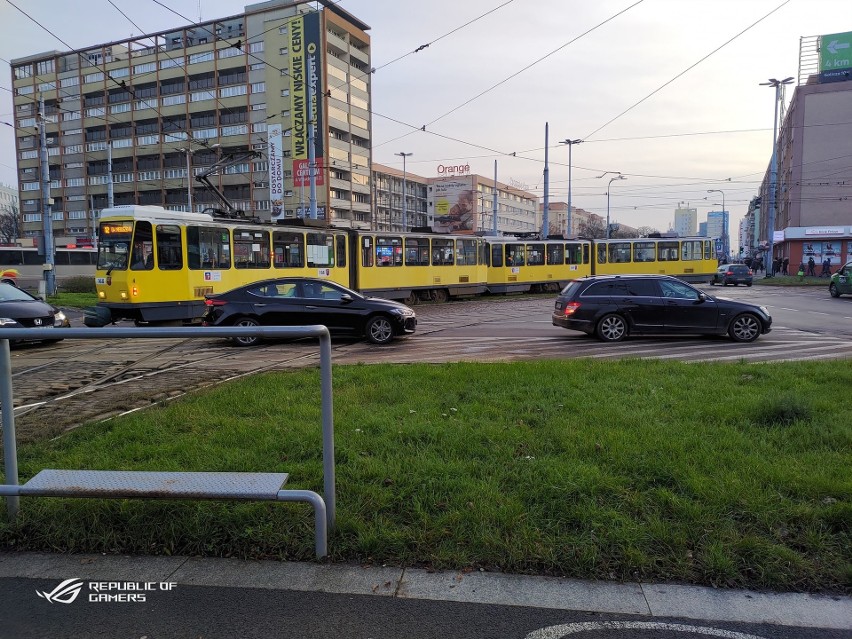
[773,258,781,276]
[797,262,805,281]
[821,258,831,277]
[807,256,816,276]
[782,257,789,276]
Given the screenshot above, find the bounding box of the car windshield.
[0,283,38,303]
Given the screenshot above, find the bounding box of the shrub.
[59,276,96,294]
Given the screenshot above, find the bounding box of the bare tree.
[637,225,660,237]
[578,218,606,238]
[0,205,20,244]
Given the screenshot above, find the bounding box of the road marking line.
[526,621,769,639]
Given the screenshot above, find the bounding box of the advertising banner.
[268,124,284,221]
[290,13,325,188]
[432,177,475,233]
[803,241,842,266]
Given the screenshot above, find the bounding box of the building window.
[248,42,264,53]
[279,47,288,55]
[251,82,265,94]
[189,52,214,64]
[280,89,290,97]
[36,59,55,75]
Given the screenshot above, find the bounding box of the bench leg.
[277,490,327,559]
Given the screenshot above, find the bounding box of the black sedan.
[202,277,417,346]
[0,282,70,344]
[552,274,772,343]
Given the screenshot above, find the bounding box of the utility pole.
[542,122,549,238]
[492,160,498,235]
[107,142,114,208]
[37,94,55,297]
[760,77,793,277]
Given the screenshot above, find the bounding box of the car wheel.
[365,315,394,345]
[728,313,761,343]
[829,283,840,298]
[746,283,752,287]
[232,317,261,347]
[595,313,628,342]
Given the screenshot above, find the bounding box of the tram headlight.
[120,291,129,300]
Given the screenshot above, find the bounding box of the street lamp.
[606,175,626,239]
[559,138,582,238]
[706,188,727,259]
[177,147,194,212]
[759,76,794,277]
[395,151,413,231]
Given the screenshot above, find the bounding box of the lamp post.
[606,175,626,239]
[177,147,193,212]
[395,151,413,231]
[759,76,794,277]
[559,138,582,238]
[707,188,727,259]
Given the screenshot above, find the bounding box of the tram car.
[484,237,592,294]
[591,237,717,283]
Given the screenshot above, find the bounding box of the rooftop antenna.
[198,0,202,22]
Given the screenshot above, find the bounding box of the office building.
[10,0,372,244]
[371,163,428,232]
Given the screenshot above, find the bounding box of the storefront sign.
[804,227,844,235]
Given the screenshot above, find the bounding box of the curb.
[1,552,849,630]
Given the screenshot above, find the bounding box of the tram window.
[478,240,487,265]
[273,231,304,268]
[608,243,631,264]
[234,229,270,269]
[53,252,70,266]
[131,221,154,270]
[527,244,545,266]
[155,224,183,270]
[547,243,564,265]
[597,243,607,264]
[306,232,334,268]
[432,238,454,266]
[633,241,655,263]
[22,251,41,266]
[336,235,346,268]
[490,243,503,267]
[187,225,230,270]
[565,243,582,265]
[67,251,91,266]
[681,240,703,261]
[506,243,525,266]
[657,241,679,261]
[0,250,23,266]
[457,239,477,266]
[361,236,374,267]
[583,243,590,264]
[405,238,430,266]
[704,240,712,260]
[375,236,401,267]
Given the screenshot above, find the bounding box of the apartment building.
[9,0,372,243]
[371,163,428,232]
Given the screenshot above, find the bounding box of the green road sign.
[820,32,852,71]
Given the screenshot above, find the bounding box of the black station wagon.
[552,274,772,343]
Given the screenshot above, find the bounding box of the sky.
[0,0,849,246]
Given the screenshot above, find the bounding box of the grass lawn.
[1,359,849,592]
[47,292,98,309]
[752,275,833,287]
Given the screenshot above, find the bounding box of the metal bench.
[1,325,336,559]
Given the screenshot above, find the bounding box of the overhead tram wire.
[415,0,645,132]
[583,0,793,140]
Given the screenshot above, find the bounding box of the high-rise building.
[371,163,429,232]
[673,204,697,237]
[706,210,729,258]
[9,0,372,244]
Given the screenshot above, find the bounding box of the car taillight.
[748,270,753,275]
[204,299,227,307]
[563,301,581,316]
[725,271,734,276]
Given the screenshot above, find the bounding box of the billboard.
[268,124,285,221]
[803,241,842,266]
[290,12,325,188]
[432,177,476,233]
[820,32,852,72]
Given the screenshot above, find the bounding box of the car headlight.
[389,308,414,316]
[54,311,67,327]
[0,317,19,326]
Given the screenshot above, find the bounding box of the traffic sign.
[820,32,852,72]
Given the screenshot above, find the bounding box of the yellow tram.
[94,206,351,323]
[91,206,719,324]
[591,237,717,282]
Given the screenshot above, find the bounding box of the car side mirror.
[697,292,707,303]
[340,294,353,303]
